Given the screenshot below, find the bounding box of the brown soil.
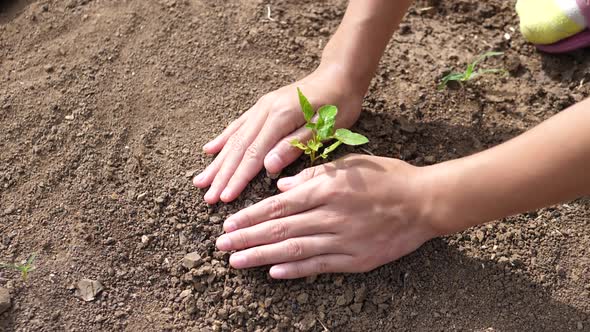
[1,0,589,331]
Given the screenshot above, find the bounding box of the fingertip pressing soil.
[1,0,589,331]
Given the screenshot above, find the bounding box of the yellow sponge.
[516,0,586,45]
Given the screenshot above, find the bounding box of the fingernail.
[203,141,213,151]
[270,266,287,279]
[204,190,215,203]
[266,170,280,180]
[266,153,282,172]
[230,253,247,268]
[224,220,237,232]
[216,236,231,250]
[277,177,292,188]
[220,188,232,201]
[193,173,204,184]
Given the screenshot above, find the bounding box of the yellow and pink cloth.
[517,0,590,52]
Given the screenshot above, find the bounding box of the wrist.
[413,160,474,237]
[314,59,372,99]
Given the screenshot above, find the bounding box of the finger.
[203,113,247,154]
[193,147,230,188]
[220,111,301,202]
[264,124,314,175]
[194,135,252,188]
[276,163,331,192]
[194,114,247,187]
[269,254,356,279]
[228,234,335,269]
[222,177,324,232]
[217,210,330,251]
[204,120,263,204]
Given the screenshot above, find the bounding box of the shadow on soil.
[0,0,34,24]
[362,238,587,331]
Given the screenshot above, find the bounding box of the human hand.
[215,154,441,279]
[193,64,366,204]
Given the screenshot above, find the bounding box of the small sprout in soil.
[291,88,369,165]
[438,51,506,90]
[0,253,37,281]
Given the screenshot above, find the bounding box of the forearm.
[424,98,590,234]
[319,0,413,94]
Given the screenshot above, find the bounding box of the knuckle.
[301,167,317,180]
[293,262,304,278]
[239,212,253,228]
[245,141,260,160]
[229,135,245,153]
[270,220,289,242]
[314,258,329,275]
[285,239,304,259]
[250,248,265,265]
[269,107,291,119]
[268,197,287,219]
[282,137,297,147]
[258,93,274,106]
[236,231,250,249]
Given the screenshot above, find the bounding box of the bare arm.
[424,99,590,234]
[320,0,414,92]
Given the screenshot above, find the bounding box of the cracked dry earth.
[1,0,589,331]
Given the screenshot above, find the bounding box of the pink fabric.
[536,29,590,53]
[576,0,590,25]
[535,1,590,53]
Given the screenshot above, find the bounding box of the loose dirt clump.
[1,0,589,331]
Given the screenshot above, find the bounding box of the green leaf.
[0,263,15,270]
[334,128,369,146]
[472,68,507,79]
[297,87,314,122]
[320,140,342,159]
[290,138,308,151]
[470,51,503,74]
[307,140,323,152]
[316,105,337,140]
[464,64,475,79]
[305,123,316,130]
[438,72,465,89]
[26,253,37,266]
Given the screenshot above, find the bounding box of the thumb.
[264,125,314,176]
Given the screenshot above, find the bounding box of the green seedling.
[0,253,37,281]
[291,88,368,165]
[438,51,506,90]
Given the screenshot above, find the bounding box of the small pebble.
[296,293,309,305]
[424,155,436,164]
[75,279,104,302]
[0,288,11,314]
[182,252,203,269]
[179,289,192,299]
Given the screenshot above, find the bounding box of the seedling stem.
[291,88,368,165]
